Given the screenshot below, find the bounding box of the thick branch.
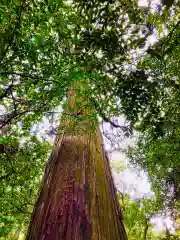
[0,102,51,129]
[0,110,30,129]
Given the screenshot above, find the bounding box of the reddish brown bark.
[26,85,127,240]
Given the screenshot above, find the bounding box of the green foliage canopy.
[0,0,180,238]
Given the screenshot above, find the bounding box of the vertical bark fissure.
[103,152,119,240]
[99,139,112,239]
[91,135,101,240]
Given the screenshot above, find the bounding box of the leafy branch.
[91,97,131,134]
[0,1,25,64]
[0,71,61,85]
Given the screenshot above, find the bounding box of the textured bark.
[26,84,127,240]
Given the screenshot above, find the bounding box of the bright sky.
[109,138,175,233]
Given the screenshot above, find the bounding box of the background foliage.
[0,0,180,238]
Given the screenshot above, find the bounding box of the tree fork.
[26,83,127,239]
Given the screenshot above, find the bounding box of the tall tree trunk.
[26,83,127,240]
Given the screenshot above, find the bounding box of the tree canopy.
[0,0,180,238]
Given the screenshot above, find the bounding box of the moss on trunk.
[26,83,127,240]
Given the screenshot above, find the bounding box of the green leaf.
[0,137,11,144]
[147,12,154,24]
